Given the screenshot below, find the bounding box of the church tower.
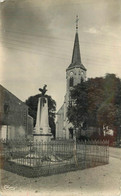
[56,16,87,140]
[66,16,86,104]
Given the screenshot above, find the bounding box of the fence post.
[84,140,86,168]
[30,140,32,167]
[107,140,109,164]
[73,130,78,167]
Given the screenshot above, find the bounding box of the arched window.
[69,128,73,139]
[69,77,74,87]
[80,77,84,83]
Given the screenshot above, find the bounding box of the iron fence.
[0,139,109,177]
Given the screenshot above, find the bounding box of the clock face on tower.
[70,72,73,76]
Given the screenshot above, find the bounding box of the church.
[56,17,87,140]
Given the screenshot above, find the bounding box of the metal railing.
[0,139,109,176]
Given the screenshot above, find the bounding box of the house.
[0,85,33,140]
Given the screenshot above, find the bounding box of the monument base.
[33,133,52,143]
[33,132,52,152]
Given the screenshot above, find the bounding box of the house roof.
[0,84,28,108]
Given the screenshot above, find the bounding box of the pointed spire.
[71,32,81,64]
[71,15,81,64]
[67,15,86,71]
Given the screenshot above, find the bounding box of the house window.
[4,104,9,114]
[69,77,74,87]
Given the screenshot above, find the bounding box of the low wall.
[2,158,105,178]
[0,139,109,178]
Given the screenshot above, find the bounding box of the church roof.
[67,32,86,71]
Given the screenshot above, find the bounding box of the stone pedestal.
[33,97,52,143]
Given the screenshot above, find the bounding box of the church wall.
[65,122,72,139]
[56,104,64,139]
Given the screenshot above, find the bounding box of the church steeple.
[71,32,81,65]
[67,15,86,71]
[71,15,81,64]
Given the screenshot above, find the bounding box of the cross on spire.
[76,15,79,32]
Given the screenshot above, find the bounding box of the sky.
[0,0,121,110]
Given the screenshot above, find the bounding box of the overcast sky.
[0,0,121,110]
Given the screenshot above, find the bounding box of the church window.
[69,128,73,139]
[81,71,84,76]
[81,77,84,83]
[69,77,74,87]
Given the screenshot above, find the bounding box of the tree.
[97,103,116,127]
[87,77,104,127]
[67,78,104,132]
[67,81,88,138]
[67,73,121,144]
[25,94,56,138]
